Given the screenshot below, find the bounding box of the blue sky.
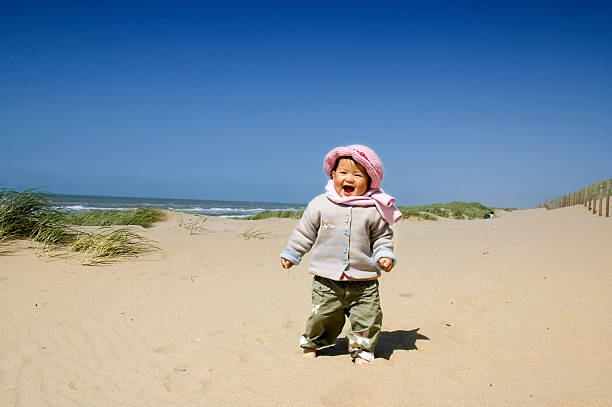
[1,1,611,208]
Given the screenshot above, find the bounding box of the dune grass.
[0,189,160,263]
[398,208,439,221]
[399,201,494,220]
[240,209,304,220]
[177,215,208,235]
[239,228,270,240]
[69,227,157,265]
[0,189,70,247]
[65,207,166,228]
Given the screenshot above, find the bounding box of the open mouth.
[342,185,355,195]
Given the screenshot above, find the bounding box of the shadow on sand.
[0,243,16,256]
[317,328,430,360]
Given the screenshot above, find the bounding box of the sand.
[1,205,611,406]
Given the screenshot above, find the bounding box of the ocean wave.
[53,200,304,216]
[207,207,265,213]
[59,205,133,212]
[169,207,270,214]
[69,206,158,211]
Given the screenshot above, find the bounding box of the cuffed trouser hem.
[354,350,375,361]
[299,335,317,349]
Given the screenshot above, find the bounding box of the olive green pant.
[300,275,382,359]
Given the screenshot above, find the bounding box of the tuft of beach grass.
[398,208,439,221]
[177,215,208,235]
[0,189,70,248]
[239,209,304,220]
[69,227,157,265]
[239,228,270,240]
[399,201,494,221]
[493,207,518,212]
[65,207,166,228]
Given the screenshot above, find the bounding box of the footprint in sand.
[153,345,182,354]
[163,363,214,393]
[282,318,296,329]
[67,380,80,390]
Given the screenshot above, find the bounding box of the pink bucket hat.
[324,145,383,189]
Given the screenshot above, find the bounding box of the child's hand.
[280,257,293,269]
[378,257,393,272]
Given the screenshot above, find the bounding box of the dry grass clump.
[69,227,157,265]
[398,208,438,221]
[399,201,495,221]
[65,207,166,228]
[240,209,304,220]
[239,228,269,240]
[0,189,69,247]
[177,215,208,235]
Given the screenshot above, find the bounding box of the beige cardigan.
[280,194,395,281]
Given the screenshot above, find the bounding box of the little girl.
[280,144,402,366]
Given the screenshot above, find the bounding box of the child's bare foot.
[302,348,316,358]
[354,357,371,366]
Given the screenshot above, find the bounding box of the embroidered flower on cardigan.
[321,221,336,230]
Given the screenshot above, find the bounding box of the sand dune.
[1,206,611,406]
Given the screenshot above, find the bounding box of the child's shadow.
[317,328,429,360]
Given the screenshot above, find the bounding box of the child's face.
[332,158,369,197]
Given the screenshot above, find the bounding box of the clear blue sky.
[1,1,611,208]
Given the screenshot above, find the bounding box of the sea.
[49,194,305,218]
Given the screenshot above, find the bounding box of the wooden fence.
[541,180,610,217]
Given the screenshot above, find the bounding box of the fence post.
[599,184,603,216]
[584,187,588,207]
[593,185,597,214]
[588,187,592,211]
[607,180,610,218]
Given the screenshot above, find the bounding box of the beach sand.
[1,205,611,406]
